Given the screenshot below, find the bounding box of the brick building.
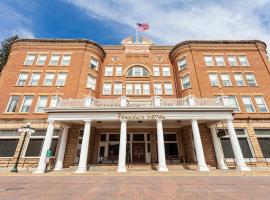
[0,36,269,173]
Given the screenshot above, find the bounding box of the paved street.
[0,175,270,200]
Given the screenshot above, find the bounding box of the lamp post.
[11,123,35,173]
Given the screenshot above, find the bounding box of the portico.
[33,95,250,173]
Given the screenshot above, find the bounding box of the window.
[208,73,219,86]
[35,96,48,112]
[16,72,28,86]
[178,58,187,70]
[162,66,170,76]
[215,56,225,66]
[87,76,96,90]
[114,83,122,95]
[43,73,55,86]
[254,129,270,158]
[228,55,238,66]
[234,73,245,86]
[245,73,257,86]
[90,57,99,70]
[6,96,20,112]
[61,55,71,66]
[239,55,249,66]
[49,55,60,66]
[116,66,122,76]
[181,75,191,89]
[36,54,47,65]
[153,67,160,76]
[50,96,59,107]
[242,96,255,112]
[228,95,240,112]
[220,129,253,158]
[154,83,162,95]
[143,83,150,95]
[29,73,41,86]
[164,83,173,95]
[126,66,149,77]
[25,138,58,157]
[126,84,133,95]
[105,66,113,76]
[0,139,19,157]
[56,73,67,86]
[103,83,112,95]
[24,54,35,65]
[220,73,232,86]
[204,55,214,66]
[134,84,142,95]
[254,96,268,112]
[20,96,33,112]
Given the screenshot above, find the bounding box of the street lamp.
[11,123,35,173]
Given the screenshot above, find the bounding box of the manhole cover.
[5,187,25,191]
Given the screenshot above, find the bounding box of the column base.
[219,165,229,170]
[237,165,251,171]
[198,164,210,171]
[158,165,168,172]
[117,166,127,172]
[75,166,87,173]
[33,168,45,174]
[54,167,63,171]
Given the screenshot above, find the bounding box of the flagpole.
[135,25,139,44]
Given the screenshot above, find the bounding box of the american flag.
[136,23,150,31]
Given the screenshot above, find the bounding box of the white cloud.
[0,2,34,41]
[64,0,270,51]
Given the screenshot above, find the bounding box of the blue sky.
[1,0,270,48]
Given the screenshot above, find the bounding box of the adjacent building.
[0,36,269,173]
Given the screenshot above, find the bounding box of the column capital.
[120,119,127,122]
[62,125,70,129]
[83,119,92,123]
[47,119,55,124]
[156,119,162,123]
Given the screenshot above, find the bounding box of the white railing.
[194,98,223,107]
[127,98,154,107]
[57,98,85,108]
[92,99,121,107]
[160,98,188,107]
[51,95,229,109]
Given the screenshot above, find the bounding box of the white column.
[227,119,250,171]
[191,119,209,171]
[54,126,69,170]
[34,120,55,174]
[117,119,127,172]
[75,120,91,173]
[156,119,168,172]
[210,125,228,170]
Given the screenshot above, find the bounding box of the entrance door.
[132,143,145,163]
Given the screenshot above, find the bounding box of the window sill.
[2,112,16,115]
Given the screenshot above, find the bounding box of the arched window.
[126,65,149,77]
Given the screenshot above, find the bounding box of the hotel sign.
[119,113,165,120]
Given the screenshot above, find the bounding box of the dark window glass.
[7,96,20,112]
[25,138,58,157]
[220,138,253,158]
[99,146,105,157]
[108,144,119,157]
[109,134,120,141]
[100,134,106,141]
[79,130,83,137]
[164,134,177,141]
[0,139,19,157]
[147,143,151,153]
[127,134,130,141]
[147,134,150,141]
[165,143,179,156]
[258,138,270,158]
[133,134,144,141]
